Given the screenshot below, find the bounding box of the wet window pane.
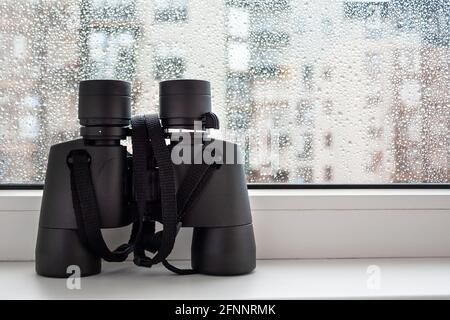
[0,0,449,184]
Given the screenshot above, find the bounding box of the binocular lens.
[78,80,131,127]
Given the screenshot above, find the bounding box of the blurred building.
[0,0,80,182]
[224,0,449,184]
[391,0,450,182]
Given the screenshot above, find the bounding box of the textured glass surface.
[0,0,449,184]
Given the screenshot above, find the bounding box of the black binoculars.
[35,79,256,277]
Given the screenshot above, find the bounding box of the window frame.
[1,183,450,190]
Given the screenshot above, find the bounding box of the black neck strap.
[68,149,134,262]
[131,114,179,268]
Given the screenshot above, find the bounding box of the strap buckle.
[67,149,91,167]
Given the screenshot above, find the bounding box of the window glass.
[0,0,448,184]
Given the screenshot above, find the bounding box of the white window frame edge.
[1,188,450,261]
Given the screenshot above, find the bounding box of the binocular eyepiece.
[159,79,212,129]
[78,79,214,141]
[78,80,132,141]
[78,80,132,127]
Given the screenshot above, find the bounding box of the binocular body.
[35,79,256,277]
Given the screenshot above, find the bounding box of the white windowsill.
[249,188,450,210]
[1,189,450,260]
[1,258,450,299]
[1,188,450,211]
